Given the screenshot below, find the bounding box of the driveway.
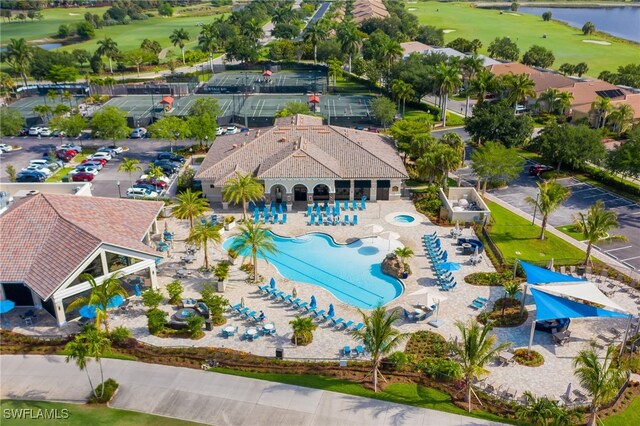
[1,355,504,426]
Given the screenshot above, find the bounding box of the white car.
[0,144,13,152]
[90,152,112,161]
[21,165,52,177]
[99,145,123,155]
[70,166,99,176]
[216,127,226,136]
[130,128,147,139]
[28,127,43,136]
[39,127,52,137]
[29,159,61,170]
[226,125,238,135]
[127,187,158,198]
[140,174,170,184]
[57,143,82,153]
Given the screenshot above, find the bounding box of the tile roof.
[401,41,433,57]
[560,80,631,110]
[486,62,538,77]
[196,115,408,185]
[0,193,164,300]
[528,72,575,94]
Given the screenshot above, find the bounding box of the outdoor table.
[499,352,514,364]
[246,328,258,340]
[263,323,274,333]
[414,309,424,316]
[182,255,195,263]
[224,326,235,333]
[177,269,190,277]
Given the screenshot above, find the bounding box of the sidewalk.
[0,355,504,426]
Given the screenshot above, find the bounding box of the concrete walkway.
[0,355,504,426]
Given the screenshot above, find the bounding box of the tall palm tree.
[436,144,462,189]
[608,104,635,134]
[516,391,570,426]
[440,131,465,162]
[537,88,561,114]
[170,28,191,64]
[289,316,318,346]
[272,4,295,25]
[303,21,327,64]
[221,172,264,222]
[469,69,496,105]
[65,331,98,399]
[328,59,343,87]
[242,19,264,43]
[382,39,403,71]
[351,305,408,392]
[230,222,278,284]
[556,91,574,115]
[505,73,536,113]
[83,325,111,399]
[460,55,484,117]
[590,96,612,129]
[574,200,627,265]
[117,157,141,186]
[96,37,119,74]
[172,189,209,228]
[391,80,415,118]
[5,38,32,87]
[393,247,414,265]
[65,272,128,334]
[525,179,571,240]
[33,104,52,123]
[434,62,462,127]
[573,345,627,426]
[451,319,509,411]
[337,21,363,73]
[186,221,222,269]
[198,23,220,72]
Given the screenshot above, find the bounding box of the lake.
[518,6,640,42]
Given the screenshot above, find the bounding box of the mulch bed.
[477,298,528,327]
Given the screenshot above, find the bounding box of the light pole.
[117,181,122,198]
[531,191,540,225]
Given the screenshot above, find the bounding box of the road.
[1,355,504,426]
[295,2,332,42]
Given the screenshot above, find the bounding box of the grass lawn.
[210,368,515,424]
[556,224,585,242]
[409,2,639,77]
[404,108,465,127]
[0,400,204,426]
[45,167,73,182]
[485,200,585,265]
[604,397,640,426]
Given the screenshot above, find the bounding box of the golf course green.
[408,1,639,77]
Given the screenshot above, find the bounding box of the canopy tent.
[530,288,628,322]
[520,260,585,284]
[535,283,626,314]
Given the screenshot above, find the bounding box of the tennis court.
[204,70,327,94]
[9,96,85,120]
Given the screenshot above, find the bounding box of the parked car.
[152,160,178,174]
[126,187,158,198]
[82,158,107,167]
[57,143,82,153]
[136,178,168,189]
[39,127,52,137]
[70,166,99,176]
[80,160,104,170]
[99,145,123,155]
[28,127,43,136]
[226,125,238,135]
[29,159,62,170]
[140,174,170,184]
[132,183,159,192]
[156,152,185,163]
[130,127,147,139]
[21,165,52,177]
[56,149,77,162]
[52,129,66,137]
[71,171,95,182]
[18,128,28,137]
[216,127,226,136]
[529,164,554,176]
[16,171,46,182]
[90,152,112,161]
[0,144,13,153]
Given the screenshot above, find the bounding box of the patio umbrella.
[107,294,125,309]
[0,299,16,314]
[164,221,169,231]
[270,277,276,289]
[441,251,448,262]
[380,231,400,250]
[408,288,447,308]
[327,304,334,317]
[547,258,554,271]
[241,297,245,308]
[366,224,384,234]
[439,261,460,271]
[565,383,572,401]
[79,304,97,319]
[134,284,141,297]
[292,287,297,299]
[310,296,317,310]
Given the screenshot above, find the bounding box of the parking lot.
[480,161,640,271]
[0,136,194,198]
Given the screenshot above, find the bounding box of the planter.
[224,221,236,231]
[217,280,226,292]
[402,272,409,279]
[228,255,238,265]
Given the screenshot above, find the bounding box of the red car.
[72,171,95,182]
[56,149,77,162]
[136,178,167,189]
[82,158,107,166]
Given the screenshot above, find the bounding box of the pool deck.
[9,199,640,405]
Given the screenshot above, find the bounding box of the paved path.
[0,355,503,426]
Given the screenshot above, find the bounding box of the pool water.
[223,232,403,309]
[394,215,415,224]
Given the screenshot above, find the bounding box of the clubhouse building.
[196,114,408,210]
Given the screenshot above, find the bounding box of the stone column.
[307,192,313,204]
[54,299,66,326]
[349,180,354,201]
[329,192,335,204]
[100,251,109,276]
[370,180,377,201]
[152,219,159,235]
[31,291,42,309]
[286,193,293,212]
[149,262,159,289]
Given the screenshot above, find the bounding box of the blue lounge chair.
[342,320,354,329]
[321,312,335,322]
[229,303,241,311]
[258,284,270,293]
[360,200,366,210]
[310,309,325,318]
[309,215,315,226]
[352,323,364,331]
[441,281,457,291]
[271,291,284,299]
[253,215,259,224]
[201,218,207,225]
[342,346,351,356]
[331,317,344,327]
[238,307,249,316]
[243,310,256,318]
[297,302,309,310]
[316,217,321,226]
[352,215,358,225]
[470,299,485,309]
[281,214,287,224]
[248,311,259,321]
[289,298,301,306]
[306,205,312,216]
[343,215,349,225]
[355,345,365,356]
[279,294,292,303]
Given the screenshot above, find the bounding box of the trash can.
[577,266,586,276]
[275,347,284,359]
[205,319,213,331]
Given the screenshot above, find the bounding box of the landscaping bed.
[464,271,523,286]
[404,330,448,360]
[512,349,544,367]
[477,298,528,328]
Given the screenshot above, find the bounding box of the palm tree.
[230,222,277,284]
[186,221,222,269]
[65,333,98,399]
[608,104,635,134]
[469,69,496,105]
[516,391,568,426]
[461,55,484,117]
[351,305,408,392]
[170,28,191,64]
[525,179,571,240]
[382,39,403,71]
[83,325,111,399]
[198,23,220,72]
[272,4,295,25]
[505,73,536,113]
[221,172,264,222]
[289,316,318,346]
[434,62,462,127]
[440,131,465,163]
[117,157,141,186]
[590,96,612,129]
[556,91,573,115]
[391,80,415,118]
[65,272,128,334]
[393,247,414,265]
[574,200,628,265]
[33,104,52,123]
[96,37,119,74]
[303,21,327,64]
[537,88,560,114]
[172,189,209,228]
[328,59,343,87]
[437,144,463,189]
[337,21,363,73]
[573,345,627,426]
[451,319,510,411]
[582,21,596,35]
[5,38,33,87]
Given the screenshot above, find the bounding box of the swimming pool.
[223,232,404,309]
[393,215,415,224]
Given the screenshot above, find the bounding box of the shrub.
[186,314,205,339]
[513,349,544,367]
[412,184,443,219]
[89,378,118,403]
[418,357,463,381]
[385,351,409,371]
[200,283,228,325]
[214,262,230,282]
[146,308,167,335]
[405,330,448,359]
[166,280,183,305]
[465,271,517,286]
[109,326,131,346]
[177,168,195,193]
[142,288,164,309]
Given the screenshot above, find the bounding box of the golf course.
[408,1,639,77]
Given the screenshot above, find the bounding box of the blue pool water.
[394,215,415,224]
[223,232,404,309]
